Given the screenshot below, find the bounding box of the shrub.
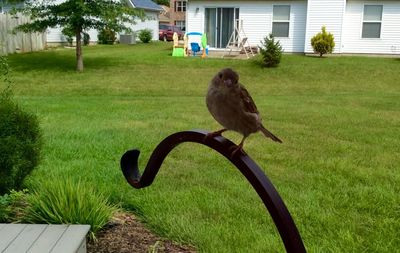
[0,189,29,223]
[258,33,283,67]
[0,98,42,194]
[311,26,335,57]
[0,55,42,195]
[24,179,117,238]
[98,28,116,45]
[83,32,90,46]
[138,29,153,43]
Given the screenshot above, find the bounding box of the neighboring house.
[159,5,171,25]
[186,0,400,55]
[170,0,187,31]
[0,1,23,13]
[158,1,187,31]
[46,0,163,45]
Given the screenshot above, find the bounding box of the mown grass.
[7,42,400,252]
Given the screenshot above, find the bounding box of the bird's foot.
[203,129,227,142]
[229,145,246,158]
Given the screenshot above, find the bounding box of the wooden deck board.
[0,224,90,253]
[3,224,47,253]
[51,225,90,253]
[0,224,27,251]
[27,225,68,253]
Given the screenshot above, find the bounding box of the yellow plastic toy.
[172,32,187,57]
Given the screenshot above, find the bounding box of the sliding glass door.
[205,7,239,48]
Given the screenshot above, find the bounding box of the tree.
[154,0,169,6]
[311,26,335,57]
[15,0,144,71]
[258,33,283,68]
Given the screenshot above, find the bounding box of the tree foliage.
[311,26,335,57]
[0,55,12,99]
[154,0,169,6]
[15,0,144,71]
[258,33,283,68]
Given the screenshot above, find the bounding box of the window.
[175,20,186,31]
[362,5,382,38]
[175,1,186,12]
[272,5,290,37]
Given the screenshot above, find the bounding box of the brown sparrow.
[206,68,282,155]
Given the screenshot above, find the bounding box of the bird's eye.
[219,73,223,79]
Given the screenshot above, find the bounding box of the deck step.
[0,224,90,253]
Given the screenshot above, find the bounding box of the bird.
[206,68,282,156]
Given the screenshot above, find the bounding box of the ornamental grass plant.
[24,178,117,238]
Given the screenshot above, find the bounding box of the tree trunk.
[76,28,83,72]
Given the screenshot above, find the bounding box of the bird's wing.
[238,84,259,114]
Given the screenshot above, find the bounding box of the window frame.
[175,1,187,12]
[361,5,383,39]
[175,20,186,31]
[272,5,291,38]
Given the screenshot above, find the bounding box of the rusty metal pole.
[120,129,306,253]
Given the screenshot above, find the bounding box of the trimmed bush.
[98,28,116,45]
[259,33,283,68]
[311,26,335,57]
[1,55,42,195]
[24,179,117,238]
[0,98,42,194]
[138,29,153,43]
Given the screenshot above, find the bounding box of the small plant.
[98,28,116,45]
[24,178,117,238]
[311,26,335,57]
[258,33,283,67]
[0,189,29,223]
[138,29,153,43]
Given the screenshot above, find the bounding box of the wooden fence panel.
[0,13,46,55]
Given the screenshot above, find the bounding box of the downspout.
[304,0,311,53]
[338,0,346,53]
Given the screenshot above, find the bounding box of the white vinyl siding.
[187,1,307,52]
[342,0,400,54]
[304,0,346,53]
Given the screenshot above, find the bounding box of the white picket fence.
[0,13,46,55]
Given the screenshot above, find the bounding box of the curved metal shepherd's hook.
[120,129,306,253]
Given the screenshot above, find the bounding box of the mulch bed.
[87,212,196,253]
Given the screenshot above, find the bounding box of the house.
[158,1,187,30]
[0,1,24,13]
[170,0,187,31]
[186,0,400,55]
[46,0,163,45]
[159,5,172,25]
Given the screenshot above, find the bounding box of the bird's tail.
[260,125,283,143]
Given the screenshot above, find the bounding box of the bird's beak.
[224,79,233,87]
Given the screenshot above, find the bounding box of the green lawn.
[7,42,400,252]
